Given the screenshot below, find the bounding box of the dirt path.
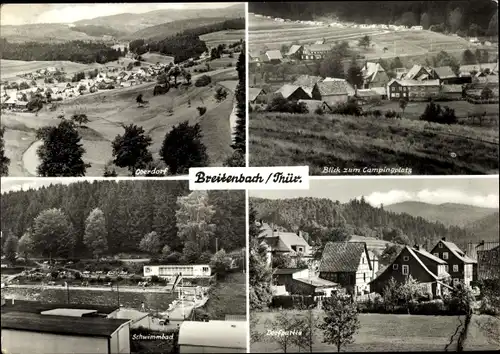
[22,140,42,176]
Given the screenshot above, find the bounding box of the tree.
[139,231,161,254]
[420,13,431,29]
[184,72,192,84]
[71,113,90,127]
[103,163,118,177]
[399,98,408,118]
[168,65,182,86]
[111,124,153,176]
[160,121,208,175]
[481,86,493,100]
[161,244,171,256]
[210,249,232,275]
[31,208,75,259]
[319,295,360,352]
[294,306,319,353]
[4,233,19,263]
[17,231,35,261]
[319,52,344,78]
[176,191,216,254]
[157,73,168,85]
[347,57,363,89]
[269,310,306,353]
[0,126,10,176]
[36,119,89,177]
[358,35,371,49]
[215,87,228,102]
[380,244,402,265]
[462,50,477,65]
[448,8,463,33]
[83,208,108,259]
[272,253,292,269]
[399,12,417,27]
[488,12,498,36]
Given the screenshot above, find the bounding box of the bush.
[314,106,324,115]
[385,110,397,118]
[197,106,207,116]
[74,272,82,280]
[271,295,316,309]
[150,275,159,283]
[332,100,362,116]
[195,75,211,87]
[266,96,309,114]
[419,101,457,124]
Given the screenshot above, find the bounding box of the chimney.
[441,237,446,241]
[12,298,14,305]
[414,244,419,251]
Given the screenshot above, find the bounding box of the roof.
[370,87,387,95]
[362,62,385,79]
[260,236,290,252]
[286,45,302,56]
[476,242,500,253]
[293,75,324,89]
[412,247,447,264]
[1,312,129,337]
[404,65,429,80]
[440,240,477,263]
[266,50,283,61]
[319,242,370,273]
[297,99,332,112]
[178,320,246,349]
[316,81,350,96]
[249,87,265,102]
[434,66,457,79]
[441,84,463,93]
[304,44,331,53]
[1,300,119,315]
[294,276,339,288]
[356,89,381,97]
[274,268,308,275]
[275,84,310,99]
[41,309,97,317]
[388,79,440,87]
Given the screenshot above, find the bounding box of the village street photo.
[249,177,500,352]
[0,2,246,177]
[1,179,247,353]
[248,1,499,175]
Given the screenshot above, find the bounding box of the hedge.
[270,295,316,309]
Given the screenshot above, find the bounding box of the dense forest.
[1,181,245,259]
[251,197,481,250]
[129,18,245,63]
[69,25,124,38]
[249,1,498,36]
[0,39,122,64]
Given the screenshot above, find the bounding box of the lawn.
[199,271,246,320]
[251,311,500,352]
[200,29,244,47]
[249,112,499,175]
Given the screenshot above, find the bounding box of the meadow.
[2,66,237,176]
[251,311,500,352]
[249,112,499,175]
[200,29,245,47]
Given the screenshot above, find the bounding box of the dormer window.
[403,256,409,261]
[439,243,443,248]
[393,264,398,270]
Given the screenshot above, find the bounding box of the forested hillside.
[251,197,485,249]
[466,212,500,241]
[249,1,498,36]
[70,25,124,38]
[1,181,245,258]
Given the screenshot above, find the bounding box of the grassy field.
[251,311,500,352]
[1,287,176,312]
[200,272,246,320]
[140,53,175,65]
[2,68,236,176]
[200,29,245,47]
[0,59,104,81]
[249,112,499,175]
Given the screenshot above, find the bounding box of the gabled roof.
[266,50,283,61]
[412,247,447,264]
[316,81,351,96]
[275,84,310,99]
[293,75,324,88]
[249,87,265,102]
[434,66,457,79]
[297,99,332,112]
[294,276,338,288]
[286,45,303,56]
[260,236,289,253]
[440,240,477,263]
[404,65,429,80]
[362,62,386,79]
[319,242,371,273]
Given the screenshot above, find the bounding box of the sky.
[0,3,239,25]
[1,178,104,193]
[250,177,500,209]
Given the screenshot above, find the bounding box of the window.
[444,265,449,272]
[391,87,395,92]
[393,264,399,270]
[363,273,366,282]
[433,253,439,257]
[394,93,400,98]
[403,256,409,261]
[402,265,409,275]
[453,278,459,285]
[439,243,443,248]
[362,257,365,264]
[443,252,449,260]
[453,264,458,272]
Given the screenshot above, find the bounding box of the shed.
[248,87,267,103]
[178,320,246,353]
[275,84,311,101]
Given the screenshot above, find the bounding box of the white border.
[245,1,250,169]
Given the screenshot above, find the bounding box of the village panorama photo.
[248,1,499,175]
[249,177,500,352]
[0,2,247,177]
[0,178,247,353]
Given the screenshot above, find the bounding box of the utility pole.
[65,282,70,304]
[215,238,218,253]
[117,282,120,307]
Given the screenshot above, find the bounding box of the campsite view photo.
[248,1,499,175]
[0,3,246,177]
[249,177,500,352]
[0,179,247,353]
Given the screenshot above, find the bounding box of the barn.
[275,84,311,101]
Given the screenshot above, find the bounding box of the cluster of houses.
[249,60,499,110]
[258,221,499,300]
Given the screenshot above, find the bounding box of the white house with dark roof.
[286,45,304,59]
[312,80,352,105]
[264,50,283,64]
[273,268,339,297]
[430,237,477,286]
[301,44,332,60]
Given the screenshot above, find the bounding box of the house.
[477,245,500,280]
[466,241,500,262]
[143,264,211,278]
[355,89,383,104]
[387,79,441,101]
[293,75,324,97]
[430,237,477,287]
[286,45,304,60]
[440,84,463,100]
[178,320,246,353]
[1,301,130,354]
[275,84,311,101]
[433,66,460,84]
[265,50,283,64]
[318,242,373,296]
[297,99,333,113]
[361,62,390,88]
[273,268,339,297]
[313,81,350,105]
[301,44,331,60]
[403,64,433,81]
[248,87,267,104]
[370,245,451,297]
